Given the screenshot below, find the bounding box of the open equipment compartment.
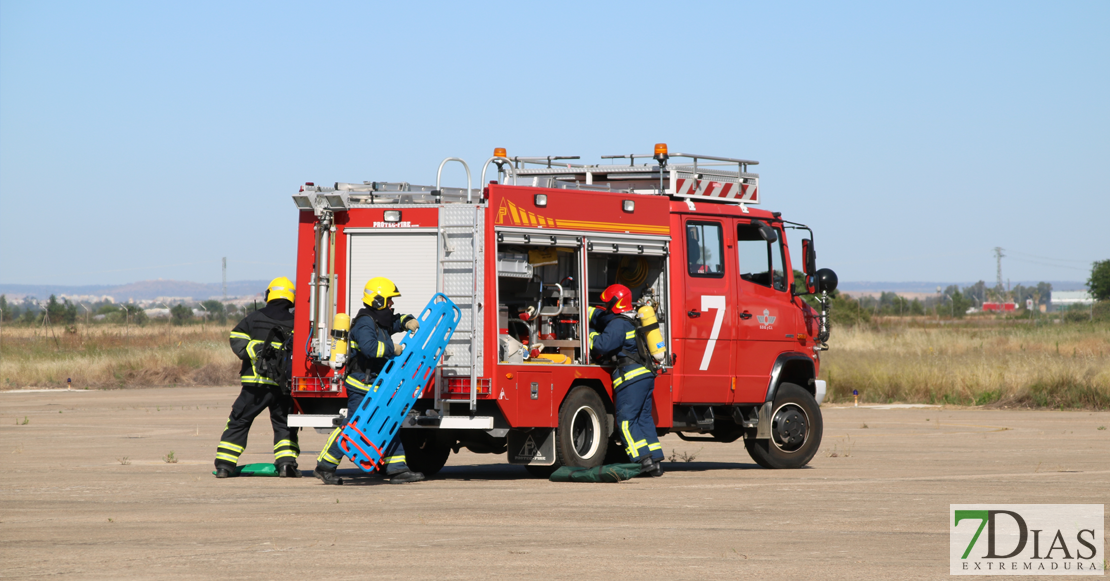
[494,228,671,369]
[584,235,670,366]
[496,230,585,365]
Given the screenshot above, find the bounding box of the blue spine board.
[338,294,460,473]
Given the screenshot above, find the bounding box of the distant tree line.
[0,294,262,327]
[0,294,80,325]
[832,281,1054,322]
[795,272,1084,325]
[801,257,1110,325]
[5,260,1106,328]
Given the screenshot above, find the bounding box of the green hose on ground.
[210,463,279,477]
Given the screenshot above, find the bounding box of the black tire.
[526,386,609,478]
[743,383,823,469]
[399,429,452,477]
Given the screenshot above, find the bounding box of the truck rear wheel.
[526,386,608,478]
[743,383,822,469]
[400,430,452,477]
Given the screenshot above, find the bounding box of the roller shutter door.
[347,232,438,335]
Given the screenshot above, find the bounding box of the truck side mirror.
[801,240,817,294]
[801,239,816,275]
[752,220,778,243]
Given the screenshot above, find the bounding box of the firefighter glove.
[404,318,419,332]
[394,343,404,356]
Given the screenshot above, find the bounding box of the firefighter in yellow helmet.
[214,277,300,478]
[314,277,422,485]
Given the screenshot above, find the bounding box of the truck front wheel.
[744,383,823,469]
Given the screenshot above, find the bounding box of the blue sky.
[1,1,1106,286]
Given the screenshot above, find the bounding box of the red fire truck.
[287,144,838,477]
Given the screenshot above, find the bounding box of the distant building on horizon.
[1050,291,1094,311]
[59,294,115,303]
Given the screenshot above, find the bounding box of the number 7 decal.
[699,295,726,370]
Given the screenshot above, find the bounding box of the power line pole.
[222,257,227,301]
[994,247,1005,290]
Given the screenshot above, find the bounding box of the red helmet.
[601,284,633,314]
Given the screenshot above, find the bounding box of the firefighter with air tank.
[589,284,666,477]
[586,305,609,351]
[313,277,425,485]
[214,277,300,478]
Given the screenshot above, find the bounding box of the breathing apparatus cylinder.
[637,304,667,362]
[329,313,351,367]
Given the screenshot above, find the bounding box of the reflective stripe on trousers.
[274,438,300,461]
[621,420,649,459]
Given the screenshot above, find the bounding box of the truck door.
[732,219,793,403]
[678,218,734,403]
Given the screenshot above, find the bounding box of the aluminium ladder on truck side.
[436,203,484,413]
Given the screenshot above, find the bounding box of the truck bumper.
[406,416,494,430]
[288,414,341,428]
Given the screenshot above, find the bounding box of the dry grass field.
[0,324,237,389]
[2,321,1108,409]
[820,322,1110,409]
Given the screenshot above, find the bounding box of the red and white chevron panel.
[674,178,759,203]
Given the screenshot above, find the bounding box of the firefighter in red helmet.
[590,284,664,476]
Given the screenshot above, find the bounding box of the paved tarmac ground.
[1,386,1107,580]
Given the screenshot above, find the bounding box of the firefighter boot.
[313,468,343,485]
[278,463,302,478]
[640,457,664,478]
[388,470,425,484]
[215,467,236,479]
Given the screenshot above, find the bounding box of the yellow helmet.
[363,276,400,310]
[266,276,295,303]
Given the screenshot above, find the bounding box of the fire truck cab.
[287,145,838,477]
